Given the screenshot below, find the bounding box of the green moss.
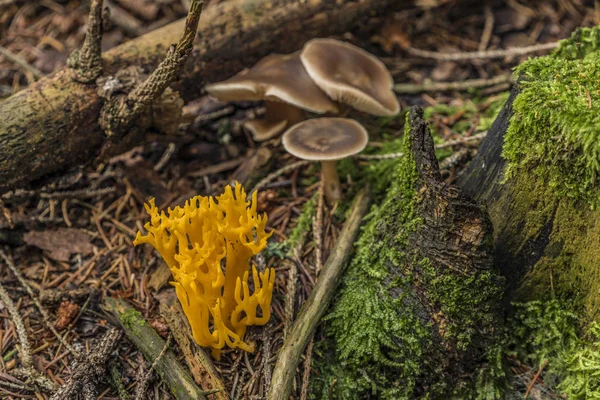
[120,306,147,336]
[503,26,600,208]
[509,299,600,399]
[286,192,317,250]
[312,114,504,399]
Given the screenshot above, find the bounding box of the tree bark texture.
[457,85,600,321]
[0,0,401,194]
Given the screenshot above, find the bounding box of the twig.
[357,151,404,160]
[252,160,311,193]
[134,333,173,400]
[0,250,79,357]
[405,41,558,61]
[67,0,105,83]
[435,131,488,149]
[49,328,123,400]
[101,0,204,137]
[160,301,228,400]
[154,143,178,172]
[109,361,131,400]
[103,297,207,400]
[299,336,314,400]
[0,282,33,369]
[524,359,549,399]
[269,188,371,400]
[478,2,494,52]
[394,74,514,94]
[313,177,325,275]
[0,46,43,80]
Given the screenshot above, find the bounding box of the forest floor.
[0,0,598,399]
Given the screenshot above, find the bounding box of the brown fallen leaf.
[55,301,80,331]
[23,228,94,261]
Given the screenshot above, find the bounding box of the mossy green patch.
[312,114,504,399]
[503,26,600,208]
[509,299,600,399]
[120,306,147,336]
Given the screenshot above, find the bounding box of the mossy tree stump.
[458,27,600,324]
[315,108,505,399]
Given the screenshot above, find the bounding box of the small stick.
[313,176,325,275]
[405,41,558,61]
[394,74,514,94]
[524,359,548,399]
[0,46,43,80]
[356,152,404,160]
[49,328,122,400]
[0,250,79,357]
[435,131,488,149]
[134,333,172,400]
[252,160,311,193]
[269,188,371,400]
[103,297,207,400]
[67,0,105,83]
[160,301,228,400]
[299,335,314,400]
[0,282,33,369]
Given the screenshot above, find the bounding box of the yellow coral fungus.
[134,182,274,358]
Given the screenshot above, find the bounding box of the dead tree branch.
[0,0,401,195]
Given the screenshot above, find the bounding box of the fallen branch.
[0,0,400,194]
[103,297,207,400]
[394,73,514,93]
[268,187,371,400]
[160,300,228,400]
[49,328,123,400]
[405,41,558,61]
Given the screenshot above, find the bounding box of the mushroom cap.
[282,118,368,161]
[300,38,400,117]
[243,119,288,141]
[204,52,338,114]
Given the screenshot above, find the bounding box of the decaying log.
[0,0,401,194]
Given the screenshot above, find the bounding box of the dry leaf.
[23,228,94,261]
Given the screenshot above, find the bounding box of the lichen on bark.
[312,109,504,399]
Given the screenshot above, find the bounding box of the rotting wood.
[160,299,229,400]
[0,0,401,195]
[103,297,207,400]
[268,187,371,400]
[49,328,122,400]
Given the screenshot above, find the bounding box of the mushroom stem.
[265,101,305,127]
[321,160,342,204]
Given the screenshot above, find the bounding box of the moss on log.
[0,0,400,194]
[314,108,504,399]
[458,27,600,324]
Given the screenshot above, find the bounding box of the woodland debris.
[49,328,123,400]
[268,187,371,400]
[23,228,94,261]
[0,0,399,194]
[160,300,229,400]
[103,297,207,400]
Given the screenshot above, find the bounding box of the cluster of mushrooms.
[205,38,399,203]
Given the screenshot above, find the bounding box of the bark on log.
[456,28,600,322]
[318,107,504,398]
[0,0,401,195]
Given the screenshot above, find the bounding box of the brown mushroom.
[300,38,400,117]
[282,118,368,203]
[205,52,338,141]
